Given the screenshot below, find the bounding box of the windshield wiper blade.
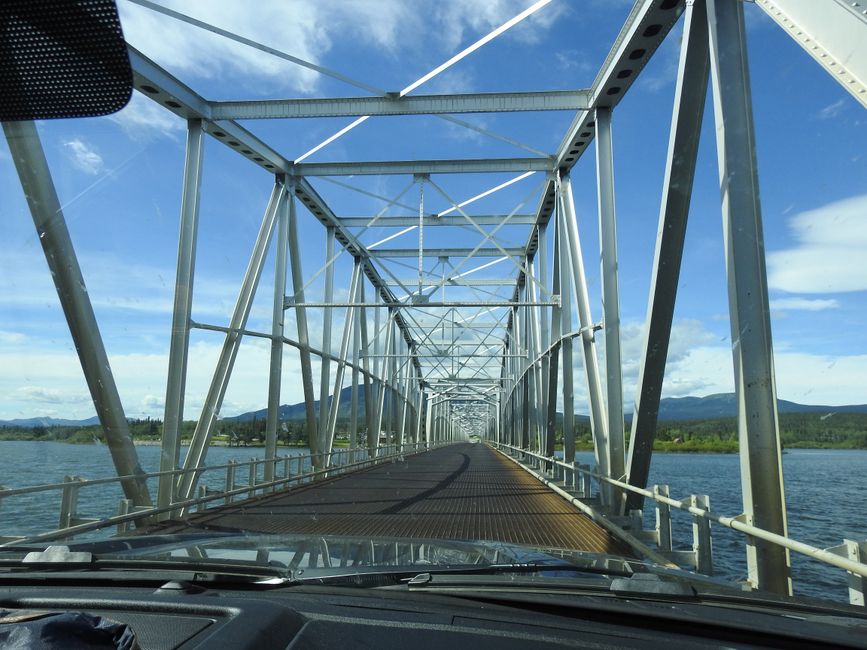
[0,545,291,581]
[292,561,631,588]
[408,561,632,579]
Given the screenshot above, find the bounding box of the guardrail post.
[59,475,84,529]
[578,464,592,499]
[654,485,672,552]
[197,485,209,512]
[225,460,237,505]
[691,494,713,575]
[827,539,867,606]
[248,459,258,497]
[116,498,134,535]
[283,455,291,482]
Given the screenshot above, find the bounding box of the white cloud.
[107,91,184,140]
[433,0,567,50]
[116,0,561,98]
[767,194,867,293]
[0,249,257,321]
[13,386,90,405]
[63,138,104,175]
[0,330,28,345]
[769,297,839,312]
[817,98,846,120]
[554,49,595,76]
[0,338,308,420]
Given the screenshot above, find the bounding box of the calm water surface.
[1,442,865,604]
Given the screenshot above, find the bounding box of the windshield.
[1,0,866,619]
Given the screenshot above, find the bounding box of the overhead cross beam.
[211,90,590,120]
[370,247,523,258]
[338,214,537,227]
[298,158,553,176]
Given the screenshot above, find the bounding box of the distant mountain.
[225,385,366,422]
[0,415,100,428]
[655,393,867,421]
[4,392,865,429]
[227,390,867,424]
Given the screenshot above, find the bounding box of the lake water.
[1,442,865,604]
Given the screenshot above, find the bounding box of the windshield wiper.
[0,545,291,582]
[291,561,632,588]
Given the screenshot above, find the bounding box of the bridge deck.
[159,443,629,555]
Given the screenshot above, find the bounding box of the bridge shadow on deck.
[156,443,629,555]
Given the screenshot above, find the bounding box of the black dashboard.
[2,578,866,649]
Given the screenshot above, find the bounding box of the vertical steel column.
[527,255,544,453]
[159,119,204,510]
[178,183,282,501]
[350,280,361,460]
[519,296,530,450]
[538,224,551,458]
[264,183,290,484]
[3,121,150,507]
[595,107,626,509]
[708,0,790,595]
[389,326,399,443]
[425,393,434,448]
[286,187,320,464]
[560,175,610,494]
[626,0,709,511]
[374,311,395,443]
[325,260,361,456]
[558,203,576,467]
[359,282,375,452]
[545,217,562,460]
[396,357,410,451]
[371,295,383,448]
[318,227,336,457]
[414,379,424,444]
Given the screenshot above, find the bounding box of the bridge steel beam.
[3,121,151,508]
[211,90,590,120]
[708,0,791,595]
[559,175,611,502]
[626,0,709,511]
[350,292,361,461]
[325,260,362,457]
[558,202,576,469]
[755,0,867,109]
[338,214,537,227]
[595,108,626,511]
[545,218,562,462]
[264,184,291,484]
[159,119,204,511]
[297,158,552,177]
[286,188,321,465]
[178,183,282,502]
[359,283,376,454]
[538,224,551,460]
[369,247,523,258]
[318,227,336,460]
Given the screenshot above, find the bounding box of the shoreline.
[0,438,863,452]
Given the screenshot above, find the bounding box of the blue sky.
[1,0,865,421]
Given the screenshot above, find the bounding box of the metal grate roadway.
[157,443,630,555]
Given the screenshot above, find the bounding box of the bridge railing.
[0,441,442,547]
[489,441,867,607]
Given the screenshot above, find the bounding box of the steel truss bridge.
[3,0,867,604]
